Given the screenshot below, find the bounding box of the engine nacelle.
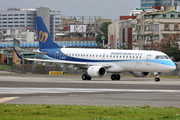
[130,72,150,77]
[87,66,107,77]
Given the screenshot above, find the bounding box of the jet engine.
[87,66,107,77]
[130,72,150,77]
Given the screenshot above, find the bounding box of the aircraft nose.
[170,65,176,71]
[169,62,176,71]
[165,61,176,72]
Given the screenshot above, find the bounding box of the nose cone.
[168,61,176,71]
[169,65,176,71]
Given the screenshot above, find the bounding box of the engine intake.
[87,66,107,77]
[130,72,150,77]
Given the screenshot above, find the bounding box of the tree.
[148,33,180,61]
[96,22,111,46]
[160,39,180,62]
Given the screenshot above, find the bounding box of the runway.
[0,74,180,107]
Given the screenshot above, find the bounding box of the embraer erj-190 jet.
[14,16,176,82]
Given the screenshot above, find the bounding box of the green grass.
[0,104,180,120]
[0,65,12,69]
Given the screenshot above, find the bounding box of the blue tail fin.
[36,16,60,49]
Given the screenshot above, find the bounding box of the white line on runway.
[0,97,19,103]
[0,88,180,94]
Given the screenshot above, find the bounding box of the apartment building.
[141,0,180,9]
[131,10,180,49]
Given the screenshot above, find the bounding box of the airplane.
[14,16,176,82]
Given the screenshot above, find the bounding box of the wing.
[27,58,88,65]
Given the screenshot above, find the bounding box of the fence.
[11,64,180,77]
[12,64,82,74]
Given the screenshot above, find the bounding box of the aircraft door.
[55,51,59,59]
[146,54,151,65]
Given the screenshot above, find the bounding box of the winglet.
[13,47,23,59]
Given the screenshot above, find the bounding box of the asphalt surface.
[0,74,180,107]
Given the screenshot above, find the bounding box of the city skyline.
[1,0,140,21]
[141,0,180,9]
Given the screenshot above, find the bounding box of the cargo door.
[146,54,151,65]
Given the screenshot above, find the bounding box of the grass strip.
[0,104,180,120]
[0,65,12,69]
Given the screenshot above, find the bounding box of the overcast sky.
[1,0,140,21]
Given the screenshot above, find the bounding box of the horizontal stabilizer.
[13,46,46,54]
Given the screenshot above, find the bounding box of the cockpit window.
[155,55,169,59]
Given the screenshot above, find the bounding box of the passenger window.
[155,56,160,59]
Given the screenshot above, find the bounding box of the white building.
[0,7,62,41]
[0,8,36,34]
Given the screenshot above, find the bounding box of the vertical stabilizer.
[36,16,60,49]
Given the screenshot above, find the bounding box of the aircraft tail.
[36,16,60,49]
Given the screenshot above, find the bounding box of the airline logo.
[38,30,48,43]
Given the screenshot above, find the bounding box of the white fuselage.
[47,48,176,73]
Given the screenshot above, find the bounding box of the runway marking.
[0,88,180,94]
[0,97,19,103]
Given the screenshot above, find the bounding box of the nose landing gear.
[154,72,161,82]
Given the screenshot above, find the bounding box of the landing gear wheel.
[154,77,160,82]
[116,74,121,81]
[111,74,121,81]
[111,74,116,81]
[87,76,92,80]
[82,74,87,80]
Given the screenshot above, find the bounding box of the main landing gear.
[111,74,121,81]
[81,73,121,81]
[154,72,161,82]
[82,74,92,81]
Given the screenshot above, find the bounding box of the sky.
[1,0,140,21]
